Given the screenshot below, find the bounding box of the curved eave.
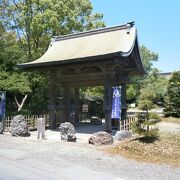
[132,39,146,75]
[18,51,130,69]
[18,43,145,76]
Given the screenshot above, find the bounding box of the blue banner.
[0,91,6,118]
[111,87,121,119]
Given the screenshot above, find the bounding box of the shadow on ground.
[75,123,105,134]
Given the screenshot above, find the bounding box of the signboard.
[111,87,121,119]
[0,91,6,119]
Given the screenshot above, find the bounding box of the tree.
[27,72,48,114]
[0,0,105,61]
[0,0,105,114]
[140,45,158,73]
[140,69,168,105]
[164,71,180,117]
[0,22,24,70]
[131,67,165,142]
[132,87,160,142]
[138,87,156,115]
[0,70,31,112]
[132,111,161,142]
[81,86,104,99]
[0,22,31,113]
[126,84,138,104]
[127,46,159,104]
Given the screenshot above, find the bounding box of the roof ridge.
[55,21,135,41]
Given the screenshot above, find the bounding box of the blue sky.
[91,0,180,72]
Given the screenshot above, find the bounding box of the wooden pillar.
[121,83,127,120]
[48,72,56,129]
[74,88,80,124]
[64,86,71,122]
[104,74,112,132]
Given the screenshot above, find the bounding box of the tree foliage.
[126,83,139,104]
[0,22,31,94]
[132,112,160,142]
[27,72,48,114]
[138,87,156,112]
[0,22,23,69]
[0,0,105,114]
[0,22,31,113]
[0,0,105,61]
[133,70,164,142]
[133,70,163,142]
[164,71,180,117]
[140,45,158,73]
[0,71,31,94]
[81,86,104,99]
[127,46,159,104]
[140,69,168,105]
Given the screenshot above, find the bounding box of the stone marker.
[114,130,132,140]
[0,122,3,134]
[36,118,46,140]
[10,115,30,137]
[59,122,76,142]
[88,131,114,145]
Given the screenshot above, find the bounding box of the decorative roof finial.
[127,21,135,27]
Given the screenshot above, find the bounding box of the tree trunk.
[14,95,28,112]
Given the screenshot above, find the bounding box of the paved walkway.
[1,122,180,180]
[0,131,179,180]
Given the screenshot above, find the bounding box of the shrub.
[164,71,180,117]
[132,112,160,142]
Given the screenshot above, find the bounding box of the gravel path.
[158,122,180,134]
[0,132,179,180]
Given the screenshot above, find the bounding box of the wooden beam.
[121,83,127,120]
[56,72,104,83]
[104,73,112,132]
[57,77,130,88]
[48,71,56,129]
[74,88,80,124]
[61,80,104,88]
[63,86,71,123]
[41,59,115,72]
